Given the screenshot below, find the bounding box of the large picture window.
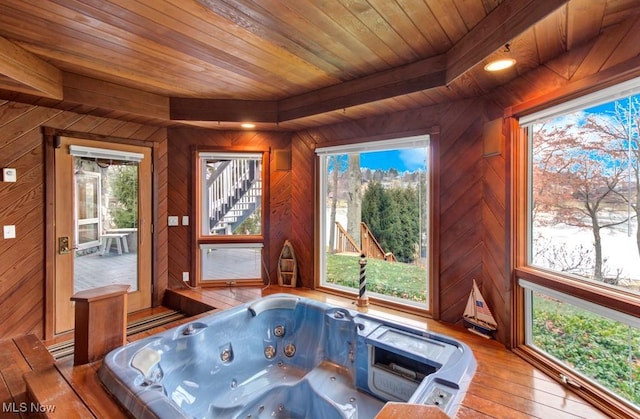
[316,136,431,309]
[516,78,640,415]
[196,151,265,286]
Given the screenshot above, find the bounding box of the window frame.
[314,134,437,315]
[74,169,102,250]
[511,78,640,417]
[194,148,269,287]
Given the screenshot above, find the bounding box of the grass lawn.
[532,293,640,406]
[325,253,428,303]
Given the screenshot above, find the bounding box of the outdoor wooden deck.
[0,286,610,418]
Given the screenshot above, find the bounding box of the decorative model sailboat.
[463,279,497,339]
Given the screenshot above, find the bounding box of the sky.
[359,148,427,171]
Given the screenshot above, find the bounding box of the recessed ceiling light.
[484,58,516,72]
[241,123,256,129]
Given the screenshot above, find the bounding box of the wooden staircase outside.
[333,222,396,262]
[334,221,360,254]
[206,158,261,234]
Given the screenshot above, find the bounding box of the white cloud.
[399,148,427,171]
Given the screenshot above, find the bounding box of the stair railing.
[206,159,261,233]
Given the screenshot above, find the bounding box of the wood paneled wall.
[0,100,167,340]
[2,11,638,346]
[288,17,640,347]
[166,128,293,287]
[291,98,509,341]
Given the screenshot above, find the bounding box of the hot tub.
[98,294,476,418]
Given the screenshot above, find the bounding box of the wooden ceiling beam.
[64,73,169,121]
[446,0,571,85]
[170,98,279,123]
[170,55,445,123]
[278,55,446,121]
[0,35,63,100]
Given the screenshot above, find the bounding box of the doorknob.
[59,236,78,255]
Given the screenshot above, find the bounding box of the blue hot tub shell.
[98,294,476,418]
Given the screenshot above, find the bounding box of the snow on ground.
[534,223,640,286]
[325,208,640,287]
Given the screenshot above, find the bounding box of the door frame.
[43,128,159,340]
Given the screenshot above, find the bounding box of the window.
[516,78,640,415]
[316,135,431,309]
[521,280,639,408]
[196,151,265,285]
[199,152,262,236]
[75,169,101,250]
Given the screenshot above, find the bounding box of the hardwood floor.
[0,286,611,418]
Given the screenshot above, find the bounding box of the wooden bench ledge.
[375,402,451,418]
[24,367,93,418]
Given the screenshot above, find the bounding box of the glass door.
[54,137,152,334]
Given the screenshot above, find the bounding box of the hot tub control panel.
[354,320,475,417]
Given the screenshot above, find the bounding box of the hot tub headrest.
[248,295,300,317]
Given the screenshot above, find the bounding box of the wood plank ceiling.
[0,0,638,130]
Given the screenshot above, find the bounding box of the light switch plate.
[182,215,189,226]
[3,225,16,239]
[2,168,17,182]
[168,216,179,226]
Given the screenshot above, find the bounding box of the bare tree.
[532,120,628,282]
[328,155,339,253]
[347,154,362,247]
[582,98,640,258]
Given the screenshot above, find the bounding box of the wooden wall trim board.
[43,130,56,340]
[506,117,521,350]
[153,139,169,304]
[429,131,441,320]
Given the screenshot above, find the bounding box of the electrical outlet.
[182,272,189,282]
[168,216,179,226]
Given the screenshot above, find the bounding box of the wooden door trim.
[46,128,152,148]
[43,128,56,340]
